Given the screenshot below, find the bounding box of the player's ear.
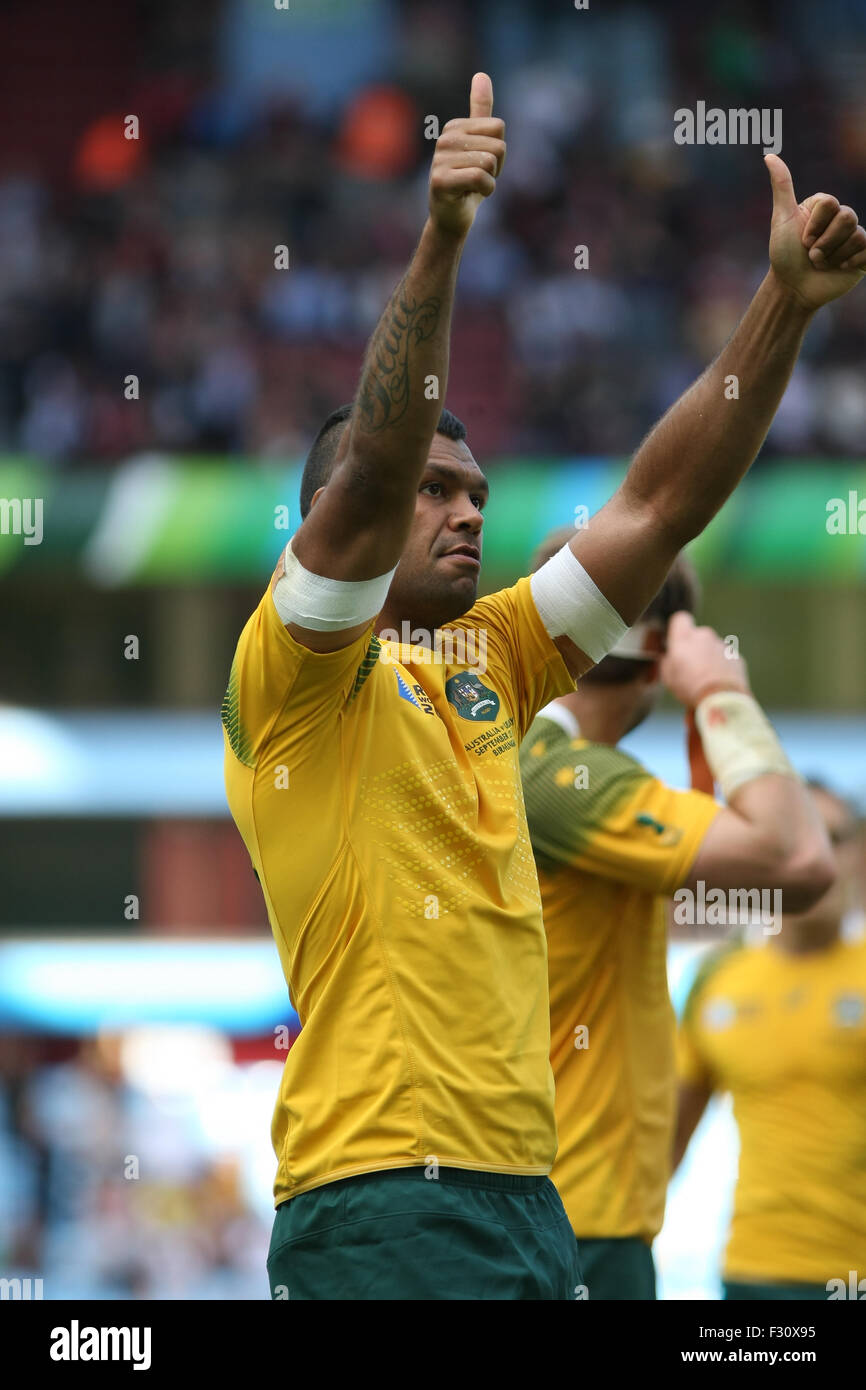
[310,487,326,510]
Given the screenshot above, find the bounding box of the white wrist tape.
[530,543,628,664]
[695,690,800,802]
[272,540,397,632]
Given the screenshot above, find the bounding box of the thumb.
[665,610,695,646]
[469,71,493,119]
[765,153,797,220]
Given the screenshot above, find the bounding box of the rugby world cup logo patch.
[445,671,500,722]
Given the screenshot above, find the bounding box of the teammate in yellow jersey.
[222,66,866,1298]
[520,535,835,1299]
[674,783,866,1300]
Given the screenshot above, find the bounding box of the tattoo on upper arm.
[356,284,441,434]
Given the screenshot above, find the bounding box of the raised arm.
[671,1078,713,1174]
[570,156,866,625]
[662,614,835,912]
[282,73,506,652]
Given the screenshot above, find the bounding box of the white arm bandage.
[607,616,666,660]
[272,540,397,632]
[695,690,800,802]
[530,542,628,664]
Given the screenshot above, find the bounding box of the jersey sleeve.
[221,583,378,768]
[522,734,721,896]
[450,576,576,742]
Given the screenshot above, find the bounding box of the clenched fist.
[429,72,506,240]
[660,612,751,709]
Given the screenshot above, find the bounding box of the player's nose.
[450,497,484,532]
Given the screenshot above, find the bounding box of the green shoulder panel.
[348,633,381,704]
[221,655,256,768]
[521,715,651,866]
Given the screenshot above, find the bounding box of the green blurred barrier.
[1,455,865,587]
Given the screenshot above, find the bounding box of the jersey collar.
[537,700,580,740]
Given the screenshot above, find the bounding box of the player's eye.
[470,495,485,510]
[421,481,442,496]
[829,826,854,845]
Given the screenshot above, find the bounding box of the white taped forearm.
[530,543,628,664]
[695,690,800,801]
[272,540,397,632]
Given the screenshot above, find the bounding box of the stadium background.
[1,0,864,1299]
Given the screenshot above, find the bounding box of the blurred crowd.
[0,1035,271,1299]
[2,0,866,464]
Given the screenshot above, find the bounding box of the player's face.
[791,789,860,932]
[623,664,663,734]
[387,436,488,626]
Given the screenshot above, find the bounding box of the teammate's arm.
[280,73,506,653]
[671,1079,713,1172]
[672,958,723,1172]
[561,157,866,648]
[664,613,835,911]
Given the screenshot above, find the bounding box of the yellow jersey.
[521,706,719,1242]
[678,936,866,1284]
[222,576,576,1206]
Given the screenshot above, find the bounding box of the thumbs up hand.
[765,154,866,310]
[429,73,506,240]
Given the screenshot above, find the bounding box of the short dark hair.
[299,403,468,519]
[530,528,700,685]
[642,553,701,629]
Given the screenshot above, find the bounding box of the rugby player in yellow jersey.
[674,783,866,1300]
[520,538,835,1299]
[222,66,866,1298]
